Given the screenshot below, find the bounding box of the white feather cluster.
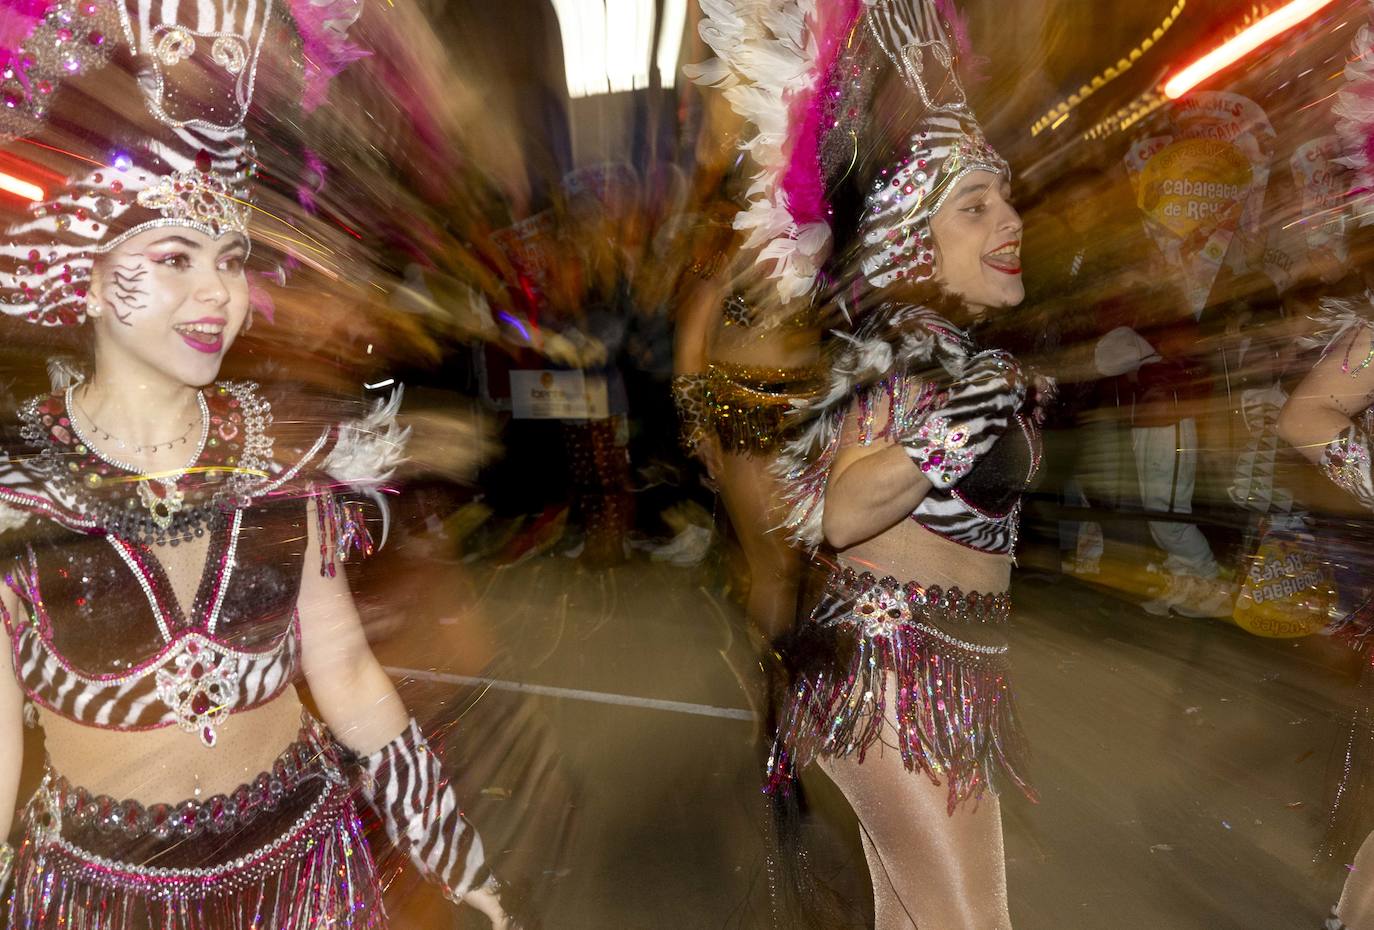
[685,0,852,301]
[770,307,956,546]
[1335,16,1374,226]
[321,387,412,489]
[1301,293,1374,352]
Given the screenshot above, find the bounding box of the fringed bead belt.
[40,714,338,843]
[7,713,388,929]
[824,566,1011,638]
[768,566,1034,812]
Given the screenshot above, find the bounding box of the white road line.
[385,666,757,721]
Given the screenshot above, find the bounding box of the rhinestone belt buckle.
[154,636,242,748]
[854,585,912,636]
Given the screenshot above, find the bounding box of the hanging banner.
[1290,135,1350,264]
[1232,519,1334,639]
[1126,92,1275,317]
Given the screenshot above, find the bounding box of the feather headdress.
[1334,5,1374,224]
[686,0,867,301]
[687,0,1003,301]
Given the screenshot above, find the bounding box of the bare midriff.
[39,688,307,804]
[837,517,1011,595]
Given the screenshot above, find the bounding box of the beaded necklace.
[19,382,274,545]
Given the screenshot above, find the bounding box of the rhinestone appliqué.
[154,636,242,748]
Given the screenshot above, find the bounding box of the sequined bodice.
[4,493,308,744]
[0,381,343,746]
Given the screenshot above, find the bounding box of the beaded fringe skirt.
[768,567,1035,813]
[6,716,386,930]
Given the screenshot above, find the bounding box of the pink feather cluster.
[0,0,49,50]
[933,0,987,83]
[287,0,370,112]
[0,0,51,75]
[779,0,864,228]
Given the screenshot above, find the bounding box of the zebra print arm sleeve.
[898,350,1025,488]
[359,719,503,911]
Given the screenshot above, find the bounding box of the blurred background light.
[0,171,43,202]
[1163,0,1338,98]
[553,0,686,98]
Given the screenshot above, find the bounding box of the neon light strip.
[0,170,44,202]
[1164,0,1338,99]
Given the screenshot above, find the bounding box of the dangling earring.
[242,310,253,332]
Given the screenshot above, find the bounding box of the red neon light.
[1164,0,1338,99]
[0,170,43,202]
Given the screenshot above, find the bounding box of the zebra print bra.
[857,373,1042,556]
[0,385,335,747]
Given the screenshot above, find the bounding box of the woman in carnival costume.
[0,1,517,926]
[1280,7,1374,929]
[694,0,1048,926]
[672,216,826,642]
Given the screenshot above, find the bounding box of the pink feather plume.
[287,0,370,112]
[780,0,864,228]
[0,0,49,52]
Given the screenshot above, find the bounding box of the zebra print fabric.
[863,0,967,110]
[360,718,493,903]
[0,0,272,325]
[864,358,1042,557]
[900,349,1026,487]
[7,616,298,730]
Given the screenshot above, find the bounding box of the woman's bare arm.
[673,274,723,377]
[1278,325,1374,467]
[1,586,25,846]
[822,391,934,549]
[296,496,408,755]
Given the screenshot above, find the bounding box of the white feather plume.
[322,386,411,489]
[688,0,832,300]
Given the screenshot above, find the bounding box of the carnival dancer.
[694,1,1047,927]
[0,1,515,926]
[673,248,825,641]
[1275,5,1374,927]
[1279,292,1374,930]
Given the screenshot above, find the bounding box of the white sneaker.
[1173,575,1235,619]
[650,524,712,565]
[1141,573,1185,616]
[669,525,713,567]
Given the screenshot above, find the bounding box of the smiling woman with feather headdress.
[0,2,519,927]
[691,0,1051,926]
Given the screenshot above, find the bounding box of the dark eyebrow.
[217,235,248,254]
[954,182,992,200]
[147,235,203,250]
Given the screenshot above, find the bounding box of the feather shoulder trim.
[771,302,973,546]
[1301,293,1374,354]
[320,387,411,490]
